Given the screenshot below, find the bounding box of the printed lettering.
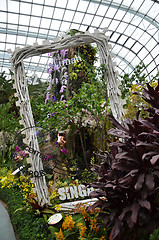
[58,187,66,200]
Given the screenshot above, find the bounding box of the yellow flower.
[62,215,75,230]
[50,189,59,199]
[55,204,61,211]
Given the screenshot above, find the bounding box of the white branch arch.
[11,29,124,206]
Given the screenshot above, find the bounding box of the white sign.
[58,184,94,200]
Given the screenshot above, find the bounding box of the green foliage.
[0,97,21,166]
[0,70,14,104]
[0,183,50,240]
[28,81,47,123]
[119,62,149,100]
[0,97,20,132]
[150,228,159,240]
[119,62,159,120]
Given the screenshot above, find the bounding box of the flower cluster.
[46,49,69,105]
[62,215,75,230]
[0,168,35,203]
[14,145,28,162]
[49,189,59,201]
[53,201,106,240]
[55,228,65,240]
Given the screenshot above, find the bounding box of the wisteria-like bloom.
[60,95,64,101]
[52,95,56,102]
[45,92,51,104]
[54,65,60,72]
[15,145,20,152]
[63,72,68,78]
[60,49,68,59]
[60,85,67,93]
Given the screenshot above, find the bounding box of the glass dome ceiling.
[0,0,159,82]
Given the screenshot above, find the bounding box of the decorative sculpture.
[10,29,124,206]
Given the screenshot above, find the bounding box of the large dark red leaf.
[141,185,148,199]
[111,219,123,240]
[142,151,158,161]
[138,199,151,211]
[140,119,158,131]
[107,114,129,134]
[104,216,110,225]
[131,203,140,223]
[113,162,134,171]
[108,129,131,139]
[119,206,131,220]
[152,170,159,178]
[110,209,118,221]
[150,154,159,165]
[88,199,107,211]
[90,190,107,198]
[145,174,154,191]
[134,173,145,191]
[126,214,135,229]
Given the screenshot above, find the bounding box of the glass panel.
[0,0,7,11]
[20,2,32,14]
[8,13,19,24]
[43,6,54,18]
[8,0,19,13]
[82,14,94,25]
[40,18,51,28]
[31,3,43,16]
[63,10,74,21]
[67,0,78,10]
[30,16,41,27]
[56,0,68,8]
[53,8,65,20]
[73,12,84,23]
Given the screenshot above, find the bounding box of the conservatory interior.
[0,0,159,239]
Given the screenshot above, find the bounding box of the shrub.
[0,181,50,239]
[89,81,159,240]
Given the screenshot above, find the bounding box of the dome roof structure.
[0,0,158,81]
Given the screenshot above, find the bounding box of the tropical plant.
[49,203,107,240]
[89,81,159,240]
[119,61,159,108]
[0,70,14,104]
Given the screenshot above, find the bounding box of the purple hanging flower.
[60,49,68,59]
[45,92,51,104]
[60,85,67,93]
[54,65,60,72]
[63,72,68,78]
[52,95,56,102]
[61,148,67,154]
[15,145,20,152]
[60,95,64,101]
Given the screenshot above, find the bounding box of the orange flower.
[77,222,87,238]
[100,236,106,240]
[89,218,98,231]
[55,228,65,240]
[62,215,75,230]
